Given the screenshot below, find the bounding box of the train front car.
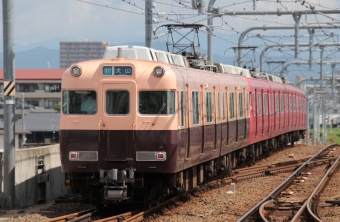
[60,55,178,205]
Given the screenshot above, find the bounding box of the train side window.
[257,93,262,116]
[217,92,220,122]
[229,92,235,119]
[280,94,284,113]
[206,91,212,123]
[180,91,185,127]
[275,94,279,114]
[238,92,244,118]
[289,95,292,112]
[222,92,226,120]
[139,91,175,115]
[263,93,268,115]
[106,90,129,115]
[62,90,97,115]
[192,91,199,124]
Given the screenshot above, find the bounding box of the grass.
[309,128,340,144]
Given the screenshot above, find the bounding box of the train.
[60,45,306,205]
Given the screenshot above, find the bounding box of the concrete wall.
[14,144,66,207]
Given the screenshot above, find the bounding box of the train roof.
[103,45,292,85]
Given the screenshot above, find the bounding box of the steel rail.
[93,211,138,222]
[43,209,96,222]
[291,155,340,222]
[237,144,338,222]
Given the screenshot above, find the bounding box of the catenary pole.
[238,25,340,67]
[2,0,16,209]
[145,0,153,48]
[207,0,215,61]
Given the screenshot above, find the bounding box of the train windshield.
[62,90,97,114]
[139,91,175,115]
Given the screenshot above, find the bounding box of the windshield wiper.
[152,103,166,126]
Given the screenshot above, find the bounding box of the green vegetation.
[326,128,340,144]
[308,128,340,144]
[53,104,60,112]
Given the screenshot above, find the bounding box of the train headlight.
[154,66,165,77]
[70,65,82,77]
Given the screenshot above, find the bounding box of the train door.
[229,90,236,144]
[185,85,190,159]
[178,89,187,163]
[235,89,239,143]
[289,94,292,128]
[275,93,279,132]
[100,82,136,161]
[255,89,259,137]
[215,89,221,151]
[201,85,204,154]
[225,88,229,146]
[244,89,248,140]
[263,91,268,135]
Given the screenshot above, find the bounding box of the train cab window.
[206,92,213,123]
[192,91,199,124]
[264,93,268,115]
[62,90,97,115]
[238,92,244,118]
[257,93,262,116]
[139,91,175,115]
[106,90,129,115]
[229,92,235,119]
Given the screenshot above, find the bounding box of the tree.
[53,104,60,112]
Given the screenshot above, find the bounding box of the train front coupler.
[99,168,135,201]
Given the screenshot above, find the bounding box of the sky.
[1,0,340,78]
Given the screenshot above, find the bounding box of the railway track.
[238,144,340,222]
[44,153,332,222]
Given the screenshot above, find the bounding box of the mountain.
[0,47,59,69]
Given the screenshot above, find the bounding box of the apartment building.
[0,69,64,120]
[60,41,110,68]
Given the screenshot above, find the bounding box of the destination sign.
[102,66,132,76]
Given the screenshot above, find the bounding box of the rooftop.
[0,121,31,135]
[15,112,60,132]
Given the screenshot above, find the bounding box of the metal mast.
[2,0,16,209]
[145,0,153,48]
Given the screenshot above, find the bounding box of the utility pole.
[145,0,153,48]
[313,89,318,145]
[21,93,25,147]
[320,46,324,79]
[306,96,309,145]
[2,0,16,209]
[293,13,301,58]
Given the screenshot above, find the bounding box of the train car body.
[60,46,306,205]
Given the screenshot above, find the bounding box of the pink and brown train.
[60,45,306,205]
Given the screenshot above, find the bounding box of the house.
[15,112,60,145]
[0,121,31,149]
[0,69,65,120]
